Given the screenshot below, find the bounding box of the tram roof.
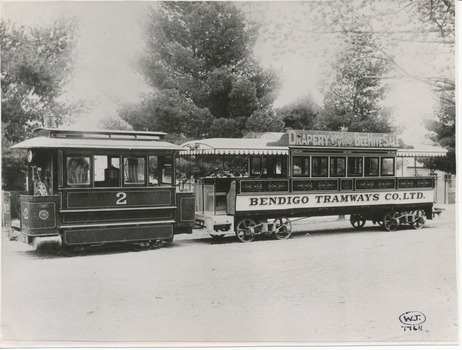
[180,132,448,157]
[11,128,183,151]
[180,138,289,155]
[396,145,448,157]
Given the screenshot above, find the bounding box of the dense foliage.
[423,90,456,174]
[1,19,76,190]
[274,95,321,130]
[121,1,281,139]
[320,34,395,133]
[252,0,455,172]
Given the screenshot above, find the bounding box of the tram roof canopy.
[396,144,448,157]
[12,128,183,151]
[181,132,448,157]
[180,138,288,155]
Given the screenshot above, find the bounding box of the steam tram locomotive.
[181,130,439,242]
[11,128,195,255]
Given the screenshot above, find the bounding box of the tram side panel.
[231,177,434,222]
[59,187,179,246]
[175,191,195,234]
[19,195,61,248]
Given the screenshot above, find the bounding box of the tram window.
[267,156,287,177]
[364,157,379,176]
[250,157,262,176]
[159,155,173,185]
[312,156,328,177]
[67,156,90,186]
[33,155,53,195]
[149,156,173,186]
[94,155,120,187]
[293,156,310,177]
[348,157,363,176]
[381,157,395,176]
[123,157,146,185]
[330,157,346,177]
[148,156,159,185]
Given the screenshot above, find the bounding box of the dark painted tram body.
[12,128,195,253]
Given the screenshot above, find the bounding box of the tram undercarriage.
[194,202,432,243]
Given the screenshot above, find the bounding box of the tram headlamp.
[27,149,34,163]
[38,210,49,220]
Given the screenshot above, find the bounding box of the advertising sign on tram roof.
[286,130,400,148]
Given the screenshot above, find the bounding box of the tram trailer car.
[181,130,442,242]
[11,128,195,255]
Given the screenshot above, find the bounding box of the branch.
[369,43,455,91]
[393,38,454,44]
[381,2,413,16]
[285,21,439,36]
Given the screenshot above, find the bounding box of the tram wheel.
[164,237,174,244]
[350,214,366,228]
[383,211,400,232]
[273,217,292,240]
[150,240,164,249]
[235,218,257,242]
[411,210,426,230]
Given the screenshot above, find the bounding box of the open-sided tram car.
[181,130,439,242]
[11,128,195,254]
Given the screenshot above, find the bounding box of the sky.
[1,1,450,146]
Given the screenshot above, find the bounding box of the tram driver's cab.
[27,149,55,196]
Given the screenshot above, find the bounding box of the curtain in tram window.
[67,157,90,185]
[124,157,145,184]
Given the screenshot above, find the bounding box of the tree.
[319,34,396,133]
[120,89,214,139]
[275,95,321,130]
[255,0,454,96]
[1,19,75,190]
[423,89,456,174]
[1,20,75,143]
[253,0,454,153]
[245,108,284,133]
[122,1,281,139]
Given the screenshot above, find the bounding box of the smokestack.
[44,116,57,128]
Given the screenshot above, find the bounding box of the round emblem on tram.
[38,210,49,220]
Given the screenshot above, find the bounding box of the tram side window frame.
[266,155,287,178]
[94,155,121,187]
[149,154,175,186]
[330,157,346,177]
[123,156,147,186]
[65,154,91,187]
[292,156,310,177]
[381,157,395,176]
[249,156,263,177]
[347,157,363,177]
[312,156,328,177]
[364,157,379,177]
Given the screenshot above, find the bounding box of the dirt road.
[1,206,458,346]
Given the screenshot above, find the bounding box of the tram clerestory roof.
[11,128,183,151]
